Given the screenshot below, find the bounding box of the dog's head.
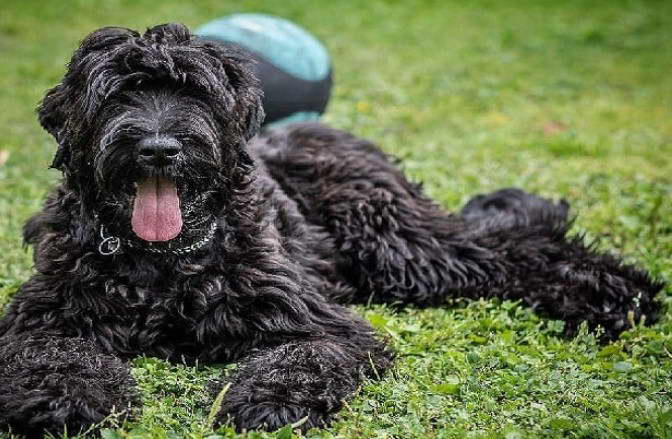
[38,23,264,244]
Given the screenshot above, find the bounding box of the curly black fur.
[0,335,137,437]
[0,23,664,437]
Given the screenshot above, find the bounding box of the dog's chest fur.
[15,166,348,363]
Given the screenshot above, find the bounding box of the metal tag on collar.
[99,225,121,256]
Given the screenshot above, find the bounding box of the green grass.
[1,0,671,438]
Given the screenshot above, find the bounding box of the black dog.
[0,23,664,437]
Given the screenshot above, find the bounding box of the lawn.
[1,0,671,438]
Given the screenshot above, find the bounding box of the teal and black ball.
[196,14,332,128]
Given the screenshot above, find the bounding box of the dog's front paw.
[218,400,328,432]
[210,381,330,432]
[0,334,138,438]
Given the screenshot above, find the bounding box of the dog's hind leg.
[461,187,570,230]
[255,122,463,305]
[256,123,664,340]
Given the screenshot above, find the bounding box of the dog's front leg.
[0,333,138,438]
[214,336,389,432]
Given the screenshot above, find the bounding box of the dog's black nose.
[137,136,182,165]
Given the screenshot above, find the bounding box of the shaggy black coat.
[0,23,664,438]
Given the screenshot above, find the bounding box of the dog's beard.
[90,92,228,244]
[94,155,224,245]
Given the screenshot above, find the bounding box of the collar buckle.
[96,219,217,257]
[98,225,122,256]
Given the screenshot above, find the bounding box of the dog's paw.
[209,379,329,432]
[0,334,138,438]
[461,187,569,227]
[217,400,329,432]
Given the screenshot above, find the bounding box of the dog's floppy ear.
[38,27,139,171]
[197,39,265,141]
[227,54,265,141]
[38,83,70,170]
[218,50,265,141]
[241,91,265,141]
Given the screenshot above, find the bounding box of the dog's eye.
[177,133,208,146]
[123,126,146,137]
[176,134,196,144]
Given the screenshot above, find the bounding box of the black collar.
[97,220,218,256]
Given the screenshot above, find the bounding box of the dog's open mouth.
[131,177,183,242]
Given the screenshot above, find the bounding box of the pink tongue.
[131,177,183,242]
